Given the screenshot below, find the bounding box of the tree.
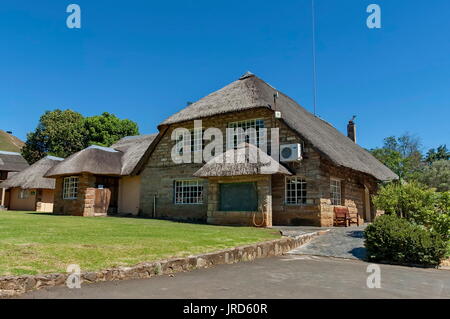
[22,109,87,164]
[370,148,408,180]
[425,145,450,164]
[383,133,422,158]
[417,160,450,192]
[84,112,139,147]
[371,133,423,181]
[22,110,140,164]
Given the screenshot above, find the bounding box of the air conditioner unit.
[280,144,302,162]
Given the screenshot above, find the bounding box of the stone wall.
[139,107,380,227]
[0,230,328,297]
[206,175,272,227]
[140,108,274,221]
[53,174,97,216]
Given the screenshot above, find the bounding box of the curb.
[0,230,328,298]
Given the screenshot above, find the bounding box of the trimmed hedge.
[364,214,448,266]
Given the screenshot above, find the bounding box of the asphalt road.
[20,255,450,299]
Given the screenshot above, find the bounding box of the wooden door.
[94,188,111,216]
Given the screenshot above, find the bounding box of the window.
[330,178,342,205]
[228,119,265,148]
[220,182,258,211]
[18,189,29,199]
[285,177,307,205]
[175,129,204,155]
[174,180,203,204]
[63,176,79,200]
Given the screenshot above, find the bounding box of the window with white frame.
[63,176,79,200]
[228,119,265,148]
[175,129,204,155]
[174,180,203,204]
[18,189,29,199]
[285,177,307,205]
[330,178,342,206]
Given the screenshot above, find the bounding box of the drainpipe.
[153,193,157,218]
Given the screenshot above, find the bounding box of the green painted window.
[219,182,258,211]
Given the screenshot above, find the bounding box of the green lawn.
[0,211,280,276]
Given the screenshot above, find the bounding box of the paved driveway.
[283,226,367,260]
[19,255,450,299]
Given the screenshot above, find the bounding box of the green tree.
[370,148,408,180]
[371,133,423,181]
[84,112,139,147]
[22,110,140,164]
[417,160,450,192]
[425,145,450,164]
[22,109,87,164]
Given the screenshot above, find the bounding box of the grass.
[0,130,24,152]
[0,211,280,276]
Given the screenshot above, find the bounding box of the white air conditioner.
[280,144,302,162]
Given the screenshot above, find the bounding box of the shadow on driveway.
[286,226,368,260]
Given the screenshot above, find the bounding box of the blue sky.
[0,0,449,152]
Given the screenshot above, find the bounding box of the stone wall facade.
[140,108,380,227]
[53,173,97,216]
[206,175,272,227]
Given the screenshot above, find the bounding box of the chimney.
[347,116,356,143]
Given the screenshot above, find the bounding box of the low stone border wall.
[441,258,450,268]
[0,230,329,298]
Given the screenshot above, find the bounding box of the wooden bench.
[334,206,359,227]
[334,207,350,227]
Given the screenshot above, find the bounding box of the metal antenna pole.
[311,0,318,116]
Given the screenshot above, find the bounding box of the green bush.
[372,182,450,241]
[364,214,448,265]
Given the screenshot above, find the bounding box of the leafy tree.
[370,148,409,180]
[425,145,450,164]
[383,133,422,158]
[22,110,140,164]
[371,133,423,181]
[22,110,87,164]
[417,160,450,192]
[84,112,139,147]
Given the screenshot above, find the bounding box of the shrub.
[364,215,448,265]
[373,182,450,240]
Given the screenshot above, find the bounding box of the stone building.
[45,135,157,216]
[135,72,398,227]
[0,156,63,212]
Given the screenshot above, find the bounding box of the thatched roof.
[111,134,157,175]
[0,156,63,190]
[0,151,29,172]
[161,72,398,181]
[45,134,157,178]
[194,143,292,177]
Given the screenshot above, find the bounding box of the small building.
[0,156,63,212]
[0,151,29,209]
[44,134,157,216]
[136,72,398,227]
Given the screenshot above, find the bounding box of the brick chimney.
[347,116,356,143]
